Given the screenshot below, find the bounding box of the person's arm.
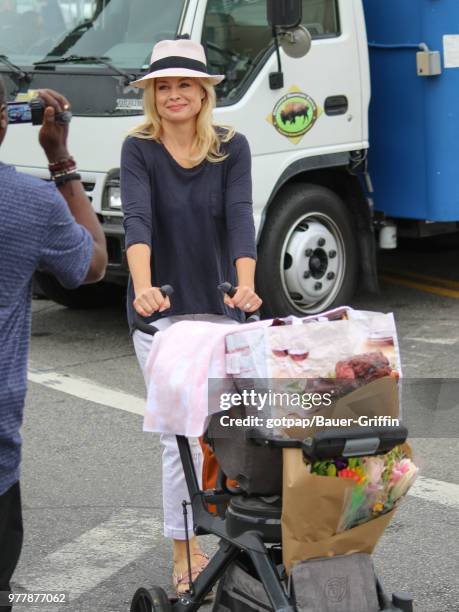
[56,180,107,283]
[37,89,107,283]
[126,244,170,316]
[120,138,169,316]
[223,135,262,312]
[235,257,256,290]
[127,243,152,296]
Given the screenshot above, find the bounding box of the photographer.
[0,78,107,609]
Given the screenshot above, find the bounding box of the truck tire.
[256,183,358,317]
[34,272,121,309]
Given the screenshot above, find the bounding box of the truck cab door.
[195,0,367,164]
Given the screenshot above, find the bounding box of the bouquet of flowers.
[310,445,418,532]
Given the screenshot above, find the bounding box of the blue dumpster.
[363,0,459,221]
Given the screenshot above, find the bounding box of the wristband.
[54,172,81,186]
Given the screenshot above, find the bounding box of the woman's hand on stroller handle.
[133,285,173,336]
[133,283,261,336]
[133,285,173,317]
[218,282,261,322]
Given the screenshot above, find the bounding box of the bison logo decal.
[270,90,320,140]
[280,101,309,126]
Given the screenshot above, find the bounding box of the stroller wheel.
[130,586,172,612]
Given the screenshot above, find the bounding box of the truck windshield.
[0,0,185,70]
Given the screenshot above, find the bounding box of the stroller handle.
[134,282,260,336]
[302,424,408,460]
[250,425,408,460]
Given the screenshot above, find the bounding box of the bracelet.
[49,163,77,182]
[48,156,76,173]
[51,166,78,179]
[48,155,75,167]
[54,172,81,186]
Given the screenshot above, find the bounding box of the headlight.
[103,174,122,211]
[107,184,122,209]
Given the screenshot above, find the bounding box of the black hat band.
[149,56,208,74]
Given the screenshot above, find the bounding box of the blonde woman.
[120,38,262,595]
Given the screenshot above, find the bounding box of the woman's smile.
[167,104,187,112]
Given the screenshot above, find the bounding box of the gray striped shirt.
[0,162,92,496]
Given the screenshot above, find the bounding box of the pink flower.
[364,456,385,486]
[390,460,418,501]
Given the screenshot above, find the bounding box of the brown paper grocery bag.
[281,447,398,573]
[283,510,396,573]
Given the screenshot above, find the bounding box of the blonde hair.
[128,78,236,165]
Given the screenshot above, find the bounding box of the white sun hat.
[130,38,225,88]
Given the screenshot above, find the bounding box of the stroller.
[130,285,414,612]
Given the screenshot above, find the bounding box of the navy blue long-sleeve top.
[120,129,257,333]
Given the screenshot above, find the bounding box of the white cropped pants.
[133,313,236,539]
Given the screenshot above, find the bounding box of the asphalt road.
[9,239,459,612]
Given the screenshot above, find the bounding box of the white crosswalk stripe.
[409,475,459,508]
[28,367,145,416]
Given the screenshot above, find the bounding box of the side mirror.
[267,0,311,59]
[267,0,302,28]
[278,25,312,58]
[266,0,311,88]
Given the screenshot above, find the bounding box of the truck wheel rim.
[280,212,346,314]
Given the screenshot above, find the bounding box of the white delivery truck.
[1,0,374,315]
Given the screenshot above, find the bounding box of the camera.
[7,97,72,125]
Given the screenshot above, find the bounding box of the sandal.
[172,552,213,599]
[173,566,201,595]
[191,551,210,571]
